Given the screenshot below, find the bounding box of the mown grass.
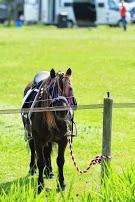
[0,25,135,201]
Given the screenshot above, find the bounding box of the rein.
[66,121,112,174]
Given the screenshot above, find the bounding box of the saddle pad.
[22,71,50,109]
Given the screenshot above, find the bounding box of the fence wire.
[0,103,135,114]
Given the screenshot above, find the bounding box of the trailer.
[24,0,39,23]
[73,0,131,26]
[41,0,76,27]
[73,0,96,26]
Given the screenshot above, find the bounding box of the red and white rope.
[67,136,112,174]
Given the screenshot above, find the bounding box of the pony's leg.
[44,142,54,179]
[29,139,37,175]
[57,138,67,191]
[34,139,45,194]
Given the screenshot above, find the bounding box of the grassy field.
[0,25,135,201]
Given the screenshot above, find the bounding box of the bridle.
[44,73,72,107]
[39,72,75,122]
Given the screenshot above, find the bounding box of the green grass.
[0,25,135,201]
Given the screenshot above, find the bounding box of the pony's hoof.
[44,172,54,179]
[28,170,34,176]
[38,186,43,194]
[38,182,44,194]
[28,165,37,176]
[61,184,66,191]
[49,172,54,179]
[28,169,36,176]
[56,184,66,192]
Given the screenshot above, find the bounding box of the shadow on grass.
[0,175,37,196]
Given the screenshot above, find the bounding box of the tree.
[5,0,14,25]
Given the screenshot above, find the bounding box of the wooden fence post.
[101,95,113,182]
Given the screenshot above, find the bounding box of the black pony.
[21,68,77,193]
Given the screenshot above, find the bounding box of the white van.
[96,0,131,26]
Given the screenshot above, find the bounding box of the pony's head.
[41,68,77,121]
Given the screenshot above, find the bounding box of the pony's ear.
[66,68,72,76]
[50,68,55,78]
